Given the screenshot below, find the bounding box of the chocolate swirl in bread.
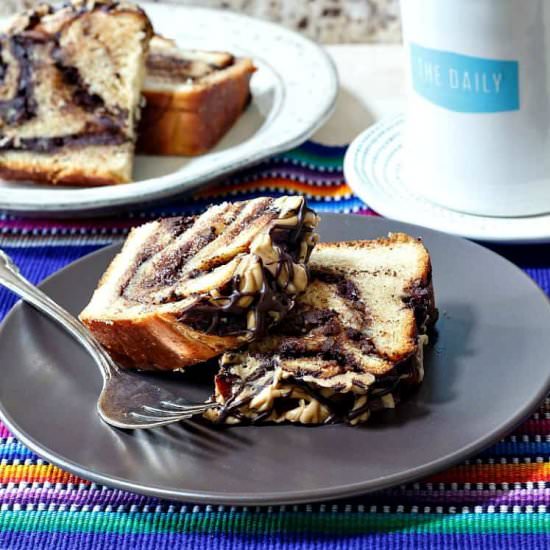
[146,46,235,82]
[0,33,38,125]
[206,234,437,426]
[0,1,152,185]
[80,196,319,371]
[0,1,150,153]
[137,35,256,157]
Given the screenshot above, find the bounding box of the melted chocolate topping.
[178,201,317,338]
[179,271,292,337]
[216,351,421,426]
[213,267,436,425]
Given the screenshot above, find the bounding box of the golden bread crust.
[0,151,130,185]
[137,59,255,156]
[81,314,246,371]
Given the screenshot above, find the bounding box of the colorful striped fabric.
[0,141,549,549]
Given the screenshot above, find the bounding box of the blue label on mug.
[410,43,520,113]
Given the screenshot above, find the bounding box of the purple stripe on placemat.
[298,141,349,156]
[1,486,549,509]
[0,218,137,234]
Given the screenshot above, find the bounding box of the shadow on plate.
[420,301,475,405]
[366,301,475,431]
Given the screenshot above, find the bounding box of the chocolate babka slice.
[137,35,255,156]
[206,234,437,425]
[0,1,153,185]
[80,196,319,371]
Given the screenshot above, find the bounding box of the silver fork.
[0,250,216,429]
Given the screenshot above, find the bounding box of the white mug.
[400,0,550,217]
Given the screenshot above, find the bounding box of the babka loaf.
[137,35,255,156]
[205,234,437,425]
[80,196,319,371]
[0,0,153,185]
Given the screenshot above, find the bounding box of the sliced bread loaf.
[80,196,319,370]
[137,35,255,156]
[0,0,153,185]
[206,233,437,425]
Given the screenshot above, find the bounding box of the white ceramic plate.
[344,115,550,244]
[0,2,338,216]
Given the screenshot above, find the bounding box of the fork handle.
[0,249,115,380]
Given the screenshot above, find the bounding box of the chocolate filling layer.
[0,130,127,153]
[146,53,235,81]
[117,217,197,299]
[310,269,359,299]
[156,227,219,291]
[54,50,105,112]
[52,41,129,126]
[0,43,7,85]
[0,35,38,125]
[124,203,252,302]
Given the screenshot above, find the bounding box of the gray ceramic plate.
[0,215,549,505]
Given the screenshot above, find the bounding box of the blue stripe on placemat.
[0,531,548,550]
[0,246,102,319]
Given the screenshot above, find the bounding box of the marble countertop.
[3,0,402,43]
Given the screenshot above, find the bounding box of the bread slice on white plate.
[0,0,153,186]
[80,196,319,371]
[205,233,438,426]
[137,35,256,156]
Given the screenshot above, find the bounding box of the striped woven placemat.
[0,141,549,549]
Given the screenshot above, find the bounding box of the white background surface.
[315,45,405,145]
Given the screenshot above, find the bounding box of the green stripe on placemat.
[1,512,549,534]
